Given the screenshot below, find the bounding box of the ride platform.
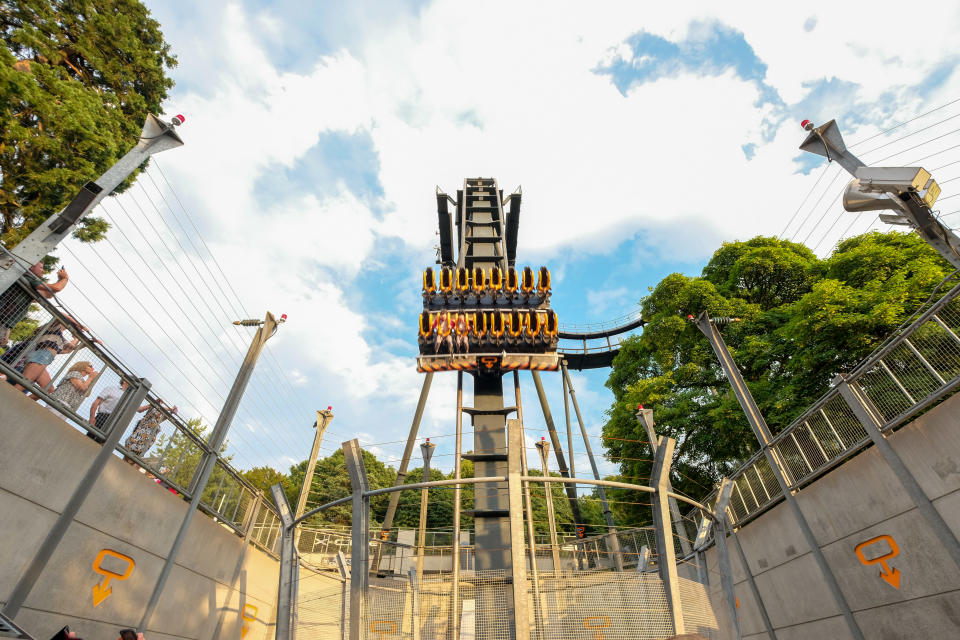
[416,351,560,373]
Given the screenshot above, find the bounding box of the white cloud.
[57,0,960,472]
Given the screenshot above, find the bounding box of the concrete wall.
[704,391,960,639]
[0,384,280,640]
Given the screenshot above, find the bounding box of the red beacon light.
[171,114,185,126]
[687,314,694,320]
[426,438,430,442]
[326,405,332,411]
[801,119,814,131]
[280,313,288,322]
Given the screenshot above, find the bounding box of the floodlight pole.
[0,114,185,292]
[138,312,284,633]
[295,409,335,520]
[416,439,435,583]
[799,118,960,269]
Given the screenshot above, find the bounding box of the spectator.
[14,320,81,395]
[90,379,127,430]
[0,262,68,348]
[48,361,98,411]
[124,399,177,459]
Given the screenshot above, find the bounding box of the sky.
[51,0,960,484]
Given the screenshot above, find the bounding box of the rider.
[431,310,453,354]
[454,312,471,353]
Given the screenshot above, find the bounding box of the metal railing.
[699,279,960,529]
[0,278,284,555]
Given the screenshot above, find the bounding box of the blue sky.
[54,0,960,478]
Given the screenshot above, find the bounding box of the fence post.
[834,374,960,572]
[343,439,370,640]
[408,568,421,640]
[271,484,296,640]
[506,419,531,640]
[535,438,562,572]
[650,436,684,635]
[2,376,150,618]
[695,311,865,640]
[336,552,349,640]
[713,480,741,640]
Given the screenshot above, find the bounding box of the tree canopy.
[602,231,953,520]
[1,0,176,246]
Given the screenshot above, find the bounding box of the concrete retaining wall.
[704,391,960,639]
[0,384,280,640]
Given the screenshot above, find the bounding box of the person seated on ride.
[431,310,453,354]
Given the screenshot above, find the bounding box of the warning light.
[280,313,288,321]
[171,114,185,126]
[541,436,546,441]
[426,438,430,442]
[327,405,332,411]
[801,119,814,131]
[638,404,643,410]
[687,314,694,320]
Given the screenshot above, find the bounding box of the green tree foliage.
[0,0,176,246]
[289,448,397,527]
[242,465,298,507]
[603,232,953,518]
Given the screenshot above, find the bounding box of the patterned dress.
[125,407,167,456]
[50,371,87,411]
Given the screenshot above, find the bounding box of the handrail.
[1,277,285,554]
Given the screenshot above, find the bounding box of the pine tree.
[0,0,176,246]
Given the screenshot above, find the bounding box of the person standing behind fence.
[48,361,98,411]
[124,399,177,460]
[14,320,80,395]
[90,379,127,430]
[0,262,68,348]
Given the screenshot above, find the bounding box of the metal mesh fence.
[689,281,960,531]
[0,277,283,556]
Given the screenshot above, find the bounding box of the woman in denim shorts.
[15,322,80,396]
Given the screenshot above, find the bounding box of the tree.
[288,448,397,527]
[242,466,298,507]
[603,232,953,514]
[0,0,176,246]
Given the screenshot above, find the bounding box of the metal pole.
[535,438,562,572]
[650,436,684,635]
[530,370,584,529]
[635,405,693,557]
[514,371,544,636]
[138,312,282,632]
[506,419,531,640]
[562,362,623,571]
[835,374,960,571]
[381,373,434,537]
[417,440,435,584]
[695,311,864,640]
[271,485,296,640]
[408,568,421,640]
[451,371,463,640]
[0,114,185,290]
[343,439,371,640]
[562,367,575,481]
[714,480,742,640]
[2,377,150,618]
[295,409,335,520]
[336,552,349,640]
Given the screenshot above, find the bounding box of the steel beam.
[714,480,742,640]
[272,484,296,640]
[651,436,684,634]
[563,362,623,570]
[382,373,434,536]
[507,419,531,640]
[343,439,371,640]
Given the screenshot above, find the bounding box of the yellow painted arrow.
[879,566,901,590]
[92,580,112,607]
